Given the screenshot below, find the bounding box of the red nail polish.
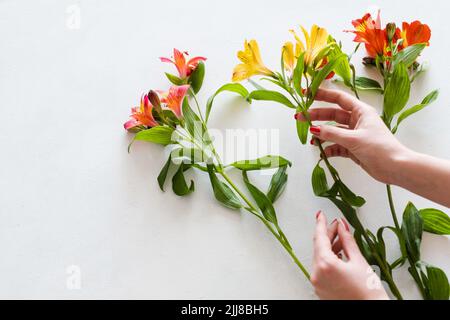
[340,218,350,231]
[310,138,315,145]
[310,126,320,135]
[316,210,322,219]
[294,113,299,120]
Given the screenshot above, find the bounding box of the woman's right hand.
[295,88,411,185]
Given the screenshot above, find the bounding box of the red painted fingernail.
[294,113,299,120]
[310,138,315,145]
[340,218,350,231]
[310,126,320,135]
[316,210,322,219]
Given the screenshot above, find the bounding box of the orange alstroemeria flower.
[401,21,431,48]
[159,85,190,118]
[124,94,158,131]
[347,12,388,58]
[160,49,207,79]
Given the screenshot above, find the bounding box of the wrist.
[387,146,419,186]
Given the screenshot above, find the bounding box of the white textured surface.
[0,0,449,299]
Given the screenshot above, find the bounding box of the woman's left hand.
[311,211,390,300]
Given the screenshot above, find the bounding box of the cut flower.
[124,94,158,132]
[160,49,206,79]
[232,40,274,82]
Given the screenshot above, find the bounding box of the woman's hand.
[296,88,410,185]
[297,88,450,207]
[311,211,389,300]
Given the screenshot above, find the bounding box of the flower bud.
[386,22,397,42]
[148,90,162,113]
[362,56,376,66]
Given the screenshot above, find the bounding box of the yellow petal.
[232,63,252,82]
[282,42,295,70]
[301,25,311,49]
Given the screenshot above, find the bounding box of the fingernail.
[340,218,350,231]
[310,126,320,135]
[316,210,322,219]
[294,113,299,120]
[310,138,315,145]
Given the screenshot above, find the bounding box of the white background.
[0,0,449,299]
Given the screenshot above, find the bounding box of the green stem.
[297,102,403,299]
[189,88,205,123]
[219,170,310,280]
[386,184,401,230]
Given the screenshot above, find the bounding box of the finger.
[337,219,361,261]
[296,107,351,125]
[310,125,357,149]
[332,238,343,255]
[313,211,333,262]
[327,219,339,242]
[315,88,361,111]
[323,144,351,158]
[323,144,361,165]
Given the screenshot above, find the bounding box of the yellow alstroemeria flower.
[289,24,328,68]
[282,41,302,71]
[232,40,274,82]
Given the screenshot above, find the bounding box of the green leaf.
[393,90,439,133]
[165,73,184,85]
[267,166,288,203]
[401,202,423,263]
[328,40,352,87]
[247,90,296,109]
[328,197,364,232]
[383,62,411,122]
[157,154,172,191]
[182,98,205,141]
[310,54,347,98]
[172,163,195,196]
[206,164,242,210]
[419,208,450,235]
[128,126,175,152]
[354,229,377,265]
[423,265,450,300]
[292,52,305,96]
[393,43,426,68]
[354,76,383,92]
[228,155,291,171]
[188,61,205,94]
[378,226,408,268]
[296,112,309,144]
[205,83,250,123]
[337,181,366,207]
[311,161,329,196]
[242,171,277,224]
[171,147,208,164]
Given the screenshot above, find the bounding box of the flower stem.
[386,184,401,230]
[299,107,403,299]
[219,170,311,280]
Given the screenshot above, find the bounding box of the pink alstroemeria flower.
[123,94,158,131]
[160,49,206,79]
[160,85,190,118]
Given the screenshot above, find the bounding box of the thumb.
[311,125,356,149]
